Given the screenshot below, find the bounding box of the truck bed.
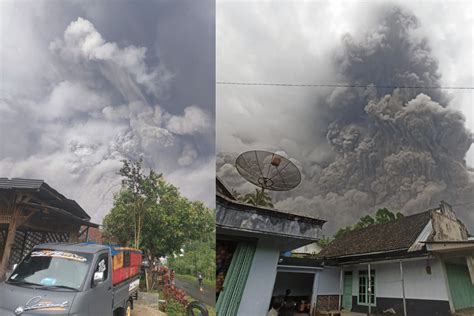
[112,275,140,310]
[112,248,142,285]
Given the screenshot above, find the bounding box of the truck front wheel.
[125,301,132,316]
[115,301,132,316]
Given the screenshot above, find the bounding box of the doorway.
[342,271,353,311]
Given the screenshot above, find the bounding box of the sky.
[0,0,215,223]
[216,0,474,234]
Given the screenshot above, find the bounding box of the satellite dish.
[235,150,301,193]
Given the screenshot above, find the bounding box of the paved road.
[175,278,215,306]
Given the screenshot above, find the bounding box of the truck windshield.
[7,249,93,291]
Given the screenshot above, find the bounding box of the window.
[123,251,130,267]
[358,270,375,306]
[8,249,92,290]
[95,253,109,281]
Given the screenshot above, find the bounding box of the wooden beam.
[19,201,86,223]
[0,215,32,225]
[17,209,36,226]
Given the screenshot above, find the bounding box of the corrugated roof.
[0,178,44,189]
[319,211,432,258]
[0,178,90,220]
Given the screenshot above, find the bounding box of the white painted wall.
[317,266,342,295]
[272,272,314,297]
[238,239,280,316]
[350,258,449,300]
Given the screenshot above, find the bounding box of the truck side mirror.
[5,264,18,279]
[93,271,105,286]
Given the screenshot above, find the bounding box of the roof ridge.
[320,209,434,258]
[338,209,432,237]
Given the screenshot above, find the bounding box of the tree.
[117,158,161,249]
[333,208,404,240]
[168,224,216,281]
[241,188,274,208]
[231,189,241,200]
[374,208,403,224]
[318,236,332,247]
[353,215,375,230]
[103,161,214,291]
[103,177,214,259]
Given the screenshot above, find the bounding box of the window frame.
[357,269,376,306]
[91,251,110,287]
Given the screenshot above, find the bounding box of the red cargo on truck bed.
[111,247,142,285]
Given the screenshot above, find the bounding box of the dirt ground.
[133,292,167,316]
[133,304,166,316]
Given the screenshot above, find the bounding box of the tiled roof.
[319,211,432,258]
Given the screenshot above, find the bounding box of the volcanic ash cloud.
[219,6,474,233]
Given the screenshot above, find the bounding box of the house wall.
[432,211,468,241]
[237,239,280,316]
[317,266,341,295]
[346,258,451,316]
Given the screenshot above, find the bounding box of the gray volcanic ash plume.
[217,6,474,233]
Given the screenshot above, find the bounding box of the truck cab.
[0,243,139,316]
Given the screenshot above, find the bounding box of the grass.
[206,304,216,316]
[176,274,215,288]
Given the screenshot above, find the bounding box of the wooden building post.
[69,227,79,242]
[0,207,20,280]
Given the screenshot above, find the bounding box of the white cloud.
[165,105,211,135]
[39,80,108,119]
[0,9,214,223]
[178,143,198,166]
[50,17,173,99]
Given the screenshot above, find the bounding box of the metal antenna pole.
[368,264,371,316]
[400,260,407,316]
[257,187,265,206]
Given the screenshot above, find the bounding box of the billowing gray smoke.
[217,6,474,234]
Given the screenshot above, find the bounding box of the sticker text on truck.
[14,296,68,315]
[31,250,87,262]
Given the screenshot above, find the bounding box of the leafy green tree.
[241,188,274,208]
[168,237,216,281]
[103,168,214,260]
[353,215,376,230]
[318,236,332,247]
[333,208,404,240]
[117,158,161,249]
[231,189,241,200]
[374,208,403,224]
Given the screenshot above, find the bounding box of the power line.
[452,201,474,207]
[217,81,474,90]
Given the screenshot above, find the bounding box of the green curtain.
[216,242,256,315]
